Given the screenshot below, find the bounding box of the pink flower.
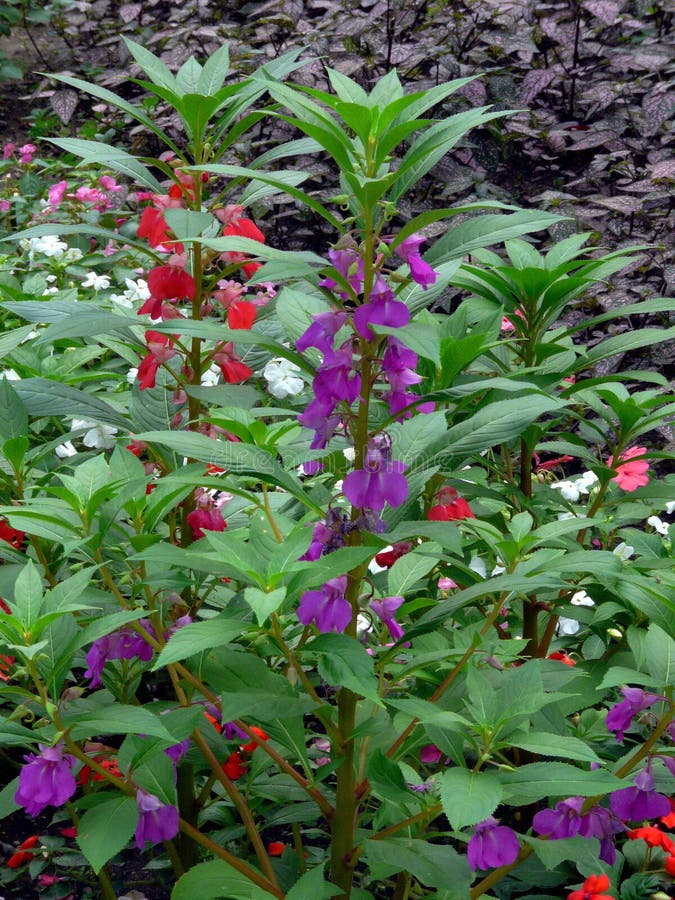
[2,142,15,159]
[608,446,649,492]
[0,199,9,213]
[47,180,68,208]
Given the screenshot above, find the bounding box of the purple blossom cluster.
[298,576,351,634]
[15,743,77,817]
[606,686,666,742]
[533,796,624,865]
[84,620,156,687]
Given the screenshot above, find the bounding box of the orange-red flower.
[223,751,247,780]
[227,301,256,330]
[7,834,40,868]
[568,874,615,900]
[608,446,649,492]
[221,218,266,280]
[427,487,474,521]
[267,841,285,856]
[666,855,675,876]
[241,726,269,754]
[0,519,24,549]
[548,651,576,666]
[627,825,675,854]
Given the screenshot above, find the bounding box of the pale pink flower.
[47,180,68,208]
[608,446,649,492]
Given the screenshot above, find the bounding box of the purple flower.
[313,344,361,407]
[610,765,671,821]
[84,620,155,688]
[578,805,624,866]
[15,743,77,817]
[319,248,364,298]
[395,234,438,289]
[420,744,443,764]
[343,436,408,512]
[297,576,351,633]
[353,277,410,340]
[222,721,248,741]
[532,796,585,839]
[296,310,348,354]
[298,399,340,449]
[370,596,405,641]
[606,686,665,742]
[300,510,351,561]
[164,739,190,764]
[467,817,520,871]
[135,790,179,848]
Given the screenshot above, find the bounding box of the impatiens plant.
[0,38,673,900]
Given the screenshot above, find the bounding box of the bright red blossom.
[241,726,269,754]
[627,825,675,853]
[267,841,286,856]
[223,751,247,780]
[221,218,266,280]
[666,855,675,876]
[568,874,615,900]
[212,342,252,383]
[137,331,177,391]
[227,301,256,330]
[427,487,475,521]
[7,835,40,868]
[548,651,576,666]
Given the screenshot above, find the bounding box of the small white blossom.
[71,418,118,449]
[110,277,150,308]
[0,368,20,380]
[343,447,355,463]
[126,367,138,385]
[647,515,670,536]
[82,272,111,291]
[43,287,59,296]
[577,470,599,491]
[63,247,83,262]
[356,613,373,635]
[201,363,221,387]
[55,440,78,458]
[665,501,675,515]
[551,480,581,502]
[557,590,595,636]
[26,235,68,258]
[263,357,304,399]
[469,556,487,579]
[613,542,634,560]
[571,590,594,608]
[491,564,506,576]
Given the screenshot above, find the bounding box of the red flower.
[267,841,286,856]
[241,726,269,754]
[0,653,15,681]
[568,874,615,900]
[137,207,182,252]
[608,446,649,492]
[627,825,675,854]
[666,855,675,876]
[204,712,223,733]
[662,797,675,829]
[227,301,256,330]
[186,507,226,540]
[222,217,265,281]
[139,265,195,319]
[375,541,413,569]
[0,519,25,549]
[137,331,177,391]
[59,827,77,838]
[427,487,475,521]
[548,651,576,666]
[212,342,252,384]
[223,751,247,780]
[7,834,40,868]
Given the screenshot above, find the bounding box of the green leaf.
[243,587,287,625]
[428,211,563,264]
[152,613,245,669]
[133,753,177,806]
[198,44,230,96]
[644,623,675,685]
[305,634,381,705]
[171,860,276,900]
[11,559,44,629]
[46,138,164,192]
[77,795,138,873]
[373,321,440,366]
[163,207,216,240]
[0,377,28,441]
[523,835,601,872]
[509,732,602,764]
[286,866,339,900]
[286,547,375,595]
[500,763,622,804]
[0,777,20,820]
[13,378,129,429]
[387,542,441,596]
[367,749,409,804]
[63,705,175,741]
[123,37,177,92]
[365,838,472,894]
[440,768,503,830]
[0,716,40,747]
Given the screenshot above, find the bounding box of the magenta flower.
[606,686,665,742]
[395,233,438,289]
[370,596,405,641]
[420,744,443,765]
[319,248,364,298]
[297,576,351,633]
[343,436,408,512]
[533,796,585,839]
[15,743,77,817]
[467,817,519,870]
[353,277,410,340]
[135,790,179,848]
[610,765,670,821]
[296,310,348,354]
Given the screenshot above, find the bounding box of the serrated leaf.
[244,587,286,626]
[63,705,175,741]
[440,768,502,830]
[77,796,138,873]
[500,763,622,804]
[387,542,441,596]
[286,866,338,900]
[171,860,275,899]
[509,732,602,764]
[644,623,675,685]
[306,634,381,704]
[365,838,472,893]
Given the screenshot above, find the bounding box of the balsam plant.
[0,39,673,900]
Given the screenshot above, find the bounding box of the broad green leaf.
[163,208,216,240]
[0,777,20,819]
[440,768,503,830]
[509,732,602,764]
[12,378,130,429]
[428,211,563,264]
[133,753,177,806]
[285,547,374,595]
[392,412,448,469]
[286,866,338,900]
[365,837,472,894]
[0,378,28,441]
[11,559,44,629]
[524,835,602,872]
[243,587,287,626]
[219,690,314,723]
[0,716,39,747]
[47,138,163,192]
[123,37,177,92]
[367,749,409,805]
[500,763,623,804]
[171,860,276,900]
[306,634,381,704]
[63,705,175,741]
[198,44,230,96]
[77,610,153,649]
[152,613,245,669]
[77,796,138,873]
[388,542,441,596]
[644,623,675,685]
[372,321,440,366]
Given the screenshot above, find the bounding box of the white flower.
[20,330,39,344]
[0,369,20,380]
[577,470,599,491]
[201,363,221,387]
[43,286,59,296]
[557,590,595,636]
[126,367,138,385]
[551,480,581,502]
[64,247,83,262]
[571,590,594,608]
[71,418,118,449]
[55,440,78,458]
[665,501,675,515]
[612,542,634,560]
[647,515,670,536]
[491,563,506,576]
[110,277,150,308]
[356,613,373,635]
[343,447,355,463]
[27,235,68,258]
[82,272,111,291]
[46,274,57,283]
[263,357,304,399]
